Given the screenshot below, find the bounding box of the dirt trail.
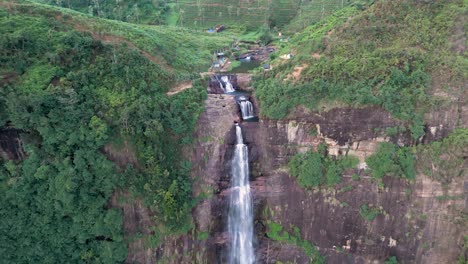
[166,81,193,96]
[284,64,308,81]
[70,22,175,73]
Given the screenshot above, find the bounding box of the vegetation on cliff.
[1,0,466,262]
[0,1,228,262]
[267,221,325,264]
[288,143,359,188]
[255,0,466,140]
[366,142,415,181]
[415,128,468,185]
[366,128,467,186]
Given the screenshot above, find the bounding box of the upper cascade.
[221,76,236,93]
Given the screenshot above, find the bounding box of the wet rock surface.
[208,74,238,94]
[0,127,25,161]
[236,45,276,62]
[127,85,465,263]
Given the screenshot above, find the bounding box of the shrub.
[288,146,359,188]
[416,129,468,185]
[366,142,415,181]
[267,222,325,264]
[289,151,323,188]
[385,256,398,264]
[359,204,381,222]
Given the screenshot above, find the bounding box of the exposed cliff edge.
[0,128,25,161]
[1,1,465,263]
[134,83,466,263]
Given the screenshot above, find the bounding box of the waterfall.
[221,76,236,93]
[228,125,255,264]
[240,100,254,120]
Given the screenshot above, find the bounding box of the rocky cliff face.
[2,85,463,263]
[145,85,466,264]
[0,127,25,161]
[245,116,465,263]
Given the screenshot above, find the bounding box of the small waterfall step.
[211,75,236,94]
[221,76,236,93]
[237,96,255,121]
[228,124,255,264]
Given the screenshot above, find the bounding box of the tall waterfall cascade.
[228,125,255,264]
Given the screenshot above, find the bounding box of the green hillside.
[256,0,466,140]
[1,0,466,263]
[0,0,230,262]
[31,0,171,24]
[284,0,355,33]
[29,0,357,30]
[173,0,299,29]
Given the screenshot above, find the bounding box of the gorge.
[0,1,466,264]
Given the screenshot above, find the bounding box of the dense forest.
[0,1,228,262]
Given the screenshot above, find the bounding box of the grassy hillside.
[283,0,355,33]
[172,0,356,30]
[30,0,303,29]
[0,0,230,263]
[31,0,171,24]
[9,0,233,74]
[29,0,356,30]
[173,0,299,29]
[255,0,466,140]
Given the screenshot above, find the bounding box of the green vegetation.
[173,0,301,29]
[384,126,406,137]
[366,142,415,181]
[416,129,468,185]
[339,185,353,193]
[267,221,325,264]
[196,231,209,241]
[255,0,466,140]
[32,0,171,24]
[436,195,465,201]
[366,129,467,185]
[284,0,356,33]
[288,144,359,188]
[385,256,398,264]
[255,5,360,119]
[457,236,468,264]
[359,204,382,222]
[0,1,222,262]
[1,0,466,262]
[31,0,355,33]
[8,0,233,74]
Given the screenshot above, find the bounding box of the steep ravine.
[0,76,465,263]
[149,75,466,263]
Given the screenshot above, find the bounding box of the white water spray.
[240,100,255,120]
[221,76,236,93]
[228,125,255,264]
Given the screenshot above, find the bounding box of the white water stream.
[228,124,255,264]
[221,76,236,93]
[240,100,255,120]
